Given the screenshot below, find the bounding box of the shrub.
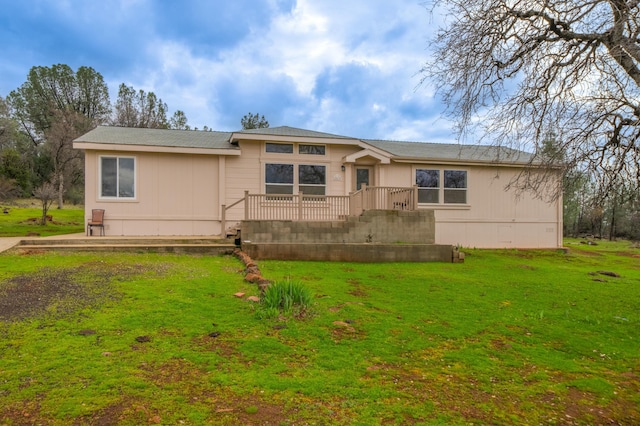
[257,279,313,319]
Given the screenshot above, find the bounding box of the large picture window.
[415,169,467,204]
[265,163,326,195]
[100,156,135,199]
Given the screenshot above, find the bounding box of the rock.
[245,265,261,275]
[135,335,151,343]
[234,292,246,298]
[208,331,221,338]
[246,296,260,302]
[244,273,261,283]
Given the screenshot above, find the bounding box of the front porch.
[222,185,419,234]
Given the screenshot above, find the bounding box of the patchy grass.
[0,200,84,237]
[0,240,638,425]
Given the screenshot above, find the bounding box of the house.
[73,126,562,249]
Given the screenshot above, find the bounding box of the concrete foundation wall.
[241,209,436,245]
[242,243,453,262]
[240,209,453,262]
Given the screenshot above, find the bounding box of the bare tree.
[33,182,57,225]
[45,109,91,209]
[421,0,640,199]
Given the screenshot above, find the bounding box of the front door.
[355,166,373,190]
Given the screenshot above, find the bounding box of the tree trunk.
[609,196,617,241]
[57,172,64,209]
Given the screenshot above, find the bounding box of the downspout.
[557,181,564,248]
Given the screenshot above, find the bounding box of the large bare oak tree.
[421,0,640,199]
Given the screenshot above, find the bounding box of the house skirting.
[241,242,455,263]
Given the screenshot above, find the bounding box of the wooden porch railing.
[349,185,417,216]
[221,186,418,235]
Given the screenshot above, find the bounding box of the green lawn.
[0,240,638,425]
[0,201,84,237]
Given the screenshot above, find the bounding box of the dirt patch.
[0,262,160,322]
[346,278,369,297]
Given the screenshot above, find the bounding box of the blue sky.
[0,0,456,142]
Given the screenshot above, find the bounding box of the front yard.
[0,240,638,424]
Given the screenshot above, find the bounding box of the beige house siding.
[84,150,221,236]
[368,162,561,248]
[430,166,561,248]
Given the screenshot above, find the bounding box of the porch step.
[15,237,237,254]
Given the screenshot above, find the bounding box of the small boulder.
[244,273,262,283]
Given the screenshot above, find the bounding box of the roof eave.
[391,156,536,167]
[72,142,241,156]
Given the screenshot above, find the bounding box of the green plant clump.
[258,279,312,319]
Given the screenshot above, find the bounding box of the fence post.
[413,185,418,210]
[221,205,226,236]
[361,184,368,211]
[298,191,303,220]
[244,190,249,219]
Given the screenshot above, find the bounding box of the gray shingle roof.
[364,139,534,163]
[74,126,237,150]
[236,126,353,139]
[75,125,533,164]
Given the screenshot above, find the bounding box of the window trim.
[98,155,137,200]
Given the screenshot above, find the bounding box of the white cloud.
[0,0,456,141]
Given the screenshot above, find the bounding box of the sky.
[0,0,457,143]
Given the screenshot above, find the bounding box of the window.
[444,170,467,204]
[299,144,326,155]
[265,164,294,194]
[266,143,293,153]
[265,143,326,155]
[100,156,135,199]
[299,165,326,195]
[416,169,439,203]
[265,163,326,195]
[415,169,467,204]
